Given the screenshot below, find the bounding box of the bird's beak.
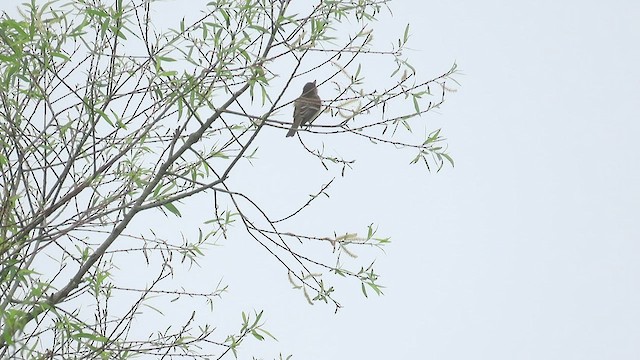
[313,80,316,85]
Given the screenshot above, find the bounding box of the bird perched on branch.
[286,81,321,137]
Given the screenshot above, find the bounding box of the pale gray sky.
[5,0,639,359]
[228,1,640,359]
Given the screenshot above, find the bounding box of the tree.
[0,0,457,358]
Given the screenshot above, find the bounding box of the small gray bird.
[286,81,321,137]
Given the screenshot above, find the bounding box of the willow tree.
[0,0,457,358]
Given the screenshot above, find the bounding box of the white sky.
[4,0,639,359]
[231,1,640,359]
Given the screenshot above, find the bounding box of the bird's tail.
[285,127,297,137]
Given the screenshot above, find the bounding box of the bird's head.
[302,81,317,94]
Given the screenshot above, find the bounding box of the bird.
[286,81,321,137]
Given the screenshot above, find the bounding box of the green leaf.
[86,8,109,18]
[94,108,113,127]
[403,23,410,43]
[248,25,268,33]
[251,330,264,341]
[157,56,176,62]
[442,153,455,167]
[72,332,108,343]
[159,71,178,77]
[163,202,182,217]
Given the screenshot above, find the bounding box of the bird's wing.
[297,97,321,126]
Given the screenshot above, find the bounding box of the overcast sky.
[241,1,640,359]
[205,1,640,359]
[5,0,639,359]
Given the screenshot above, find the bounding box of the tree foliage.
[0,0,458,358]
